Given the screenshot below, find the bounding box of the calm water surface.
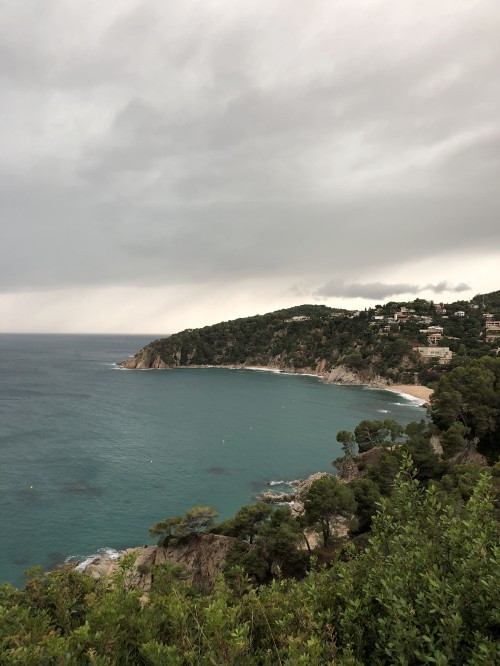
[0,334,425,585]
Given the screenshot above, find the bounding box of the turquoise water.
[0,334,425,586]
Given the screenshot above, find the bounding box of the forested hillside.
[121,290,500,386]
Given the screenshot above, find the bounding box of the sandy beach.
[384,384,433,402]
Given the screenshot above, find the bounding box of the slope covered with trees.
[121,291,500,386]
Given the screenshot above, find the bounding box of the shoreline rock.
[258,471,335,515]
[119,357,401,391]
[77,533,248,593]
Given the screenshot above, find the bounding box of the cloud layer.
[1,1,499,331]
[316,280,471,301]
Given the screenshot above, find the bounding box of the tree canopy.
[304,476,356,546]
[431,356,500,461]
[149,506,218,545]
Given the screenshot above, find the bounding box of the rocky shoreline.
[73,533,247,595]
[97,359,431,587]
[257,472,334,515]
[119,356,432,403]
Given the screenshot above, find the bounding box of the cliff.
[80,533,249,593]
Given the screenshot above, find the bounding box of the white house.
[413,346,453,364]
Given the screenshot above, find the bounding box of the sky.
[1,0,499,334]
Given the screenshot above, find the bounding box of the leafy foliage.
[354,418,404,452]
[304,476,356,546]
[149,506,218,545]
[211,502,272,544]
[1,460,498,664]
[431,356,500,461]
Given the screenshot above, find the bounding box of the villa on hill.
[413,346,453,364]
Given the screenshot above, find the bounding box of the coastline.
[73,369,431,576]
[381,384,433,404]
[119,360,432,405]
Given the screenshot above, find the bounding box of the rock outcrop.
[80,533,247,593]
[258,471,335,516]
[323,364,390,387]
[120,352,393,394]
[120,351,169,369]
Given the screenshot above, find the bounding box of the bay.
[0,334,425,586]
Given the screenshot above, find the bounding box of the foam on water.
[392,399,425,408]
[69,548,123,573]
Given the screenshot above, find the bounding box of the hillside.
[121,291,500,386]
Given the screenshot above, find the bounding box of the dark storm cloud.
[315,280,471,301]
[1,0,499,297]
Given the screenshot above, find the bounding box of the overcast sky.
[1,0,499,334]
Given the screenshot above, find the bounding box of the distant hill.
[121,291,500,386]
[471,289,500,311]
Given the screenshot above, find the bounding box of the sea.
[0,334,426,586]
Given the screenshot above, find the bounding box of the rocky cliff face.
[322,364,390,386]
[120,354,391,390]
[120,351,169,369]
[80,533,247,593]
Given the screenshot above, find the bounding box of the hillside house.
[427,333,443,345]
[413,346,453,364]
[485,321,500,342]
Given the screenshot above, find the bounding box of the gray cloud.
[0,1,499,314]
[315,280,471,301]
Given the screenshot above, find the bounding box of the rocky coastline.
[73,533,248,595]
[119,355,432,404]
[74,472,346,591]
[257,472,334,515]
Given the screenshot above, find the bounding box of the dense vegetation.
[1,358,499,663]
[1,459,498,664]
[125,291,500,386]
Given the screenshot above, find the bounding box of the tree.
[404,419,429,438]
[367,450,401,496]
[346,455,500,664]
[435,463,499,504]
[384,419,405,442]
[149,506,218,546]
[213,503,272,544]
[354,418,404,452]
[304,476,356,546]
[350,478,382,534]
[431,356,500,461]
[256,506,304,574]
[149,515,183,546]
[441,422,472,459]
[180,506,218,533]
[336,430,356,457]
[403,435,443,483]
